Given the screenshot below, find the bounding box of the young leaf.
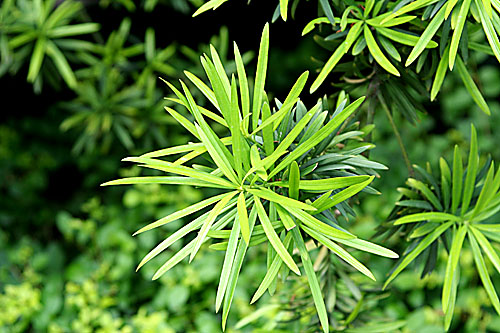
[190,191,238,262]
[442,225,467,312]
[237,192,250,244]
[291,227,329,333]
[254,196,300,275]
[364,25,400,76]
[252,23,269,131]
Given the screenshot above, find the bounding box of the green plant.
[380,124,500,330]
[0,0,99,91]
[103,24,399,332]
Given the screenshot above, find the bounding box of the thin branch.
[377,92,414,177]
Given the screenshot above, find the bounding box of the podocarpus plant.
[380,124,500,330]
[103,24,399,332]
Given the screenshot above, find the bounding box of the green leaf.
[27,37,46,83]
[451,145,464,214]
[475,0,500,63]
[472,162,496,219]
[192,0,228,17]
[377,27,438,48]
[332,238,399,258]
[470,226,500,275]
[251,71,309,134]
[221,206,257,329]
[406,4,446,66]
[133,192,230,235]
[237,192,250,244]
[364,25,400,76]
[230,76,244,179]
[190,191,238,261]
[289,161,300,200]
[233,42,250,135]
[310,43,347,93]
[101,176,231,189]
[302,225,376,280]
[469,228,500,315]
[250,232,293,303]
[252,23,269,131]
[384,222,453,288]
[273,175,371,192]
[287,207,355,239]
[461,125,479,215]
[254,196,300,275]
[247,187,316,211]
[184,70,219,110]
[406,178,443,211]
[431,46,450,101]
[215,216,240,312]
[291,227,329,333]
[45,40,77,89]
[269,97,365,178]
[312,176,374,213]
[455,57,491,115]
[276,204,296,230]
[442,225,467,312]
[394,212,461,225]
[123,156,235,188]
[449,0,472,70]
[280,0,288,20]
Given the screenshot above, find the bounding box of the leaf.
[431,46,450,101]
[310,43,347,93]
[394,212,461,225]
[276,204,296,230]
[469,228,500,315]
[27,37,46,83]
[123,157,235,188]
[470,226,500,275]
[291,227,329,333]
[252,23,269,131]
[364,25,400,76]
[192,0,228,16]
[442,225,467,312]
[250,232,293,303]
[247,187,316,211]
[190,191,238,262]
[406,4,446,66]
[233,42,250,134]
[46,40,77,88]
[101,176,231,189]
[475,0,500,63]
[406,178,443,211]
[302,225,376,280]
[251,71,309,134]
[461,125,479,216]
[269,97,365,178]
[333,238,399,258]
[384,222,453,288]
[280,0,288,21]
[377,27,438,48]
[287,207,355,239]
[272,175,371,191]
[449,0,472,70]
[451,145,464,214]
[237,192,250,244]
[254,196,300,275]
[184,70,218,110]
[289,161,300,200]
[133,192,230,235]
[215,216,240,312]
[455,57,490,115]
[312,177,374,213]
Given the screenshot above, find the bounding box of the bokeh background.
[1,0,500,332]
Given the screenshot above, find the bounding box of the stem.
[377,92,414,177]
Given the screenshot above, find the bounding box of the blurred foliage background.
[1,0,500,332]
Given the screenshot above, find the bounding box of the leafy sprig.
[103,23,398,331]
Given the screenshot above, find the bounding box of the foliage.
[103,24,398,332]
[2,0,500,332]
[380,124,500,330]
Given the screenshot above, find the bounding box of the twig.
[377,92,414,177]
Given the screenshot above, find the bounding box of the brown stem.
[377,92,414,177]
